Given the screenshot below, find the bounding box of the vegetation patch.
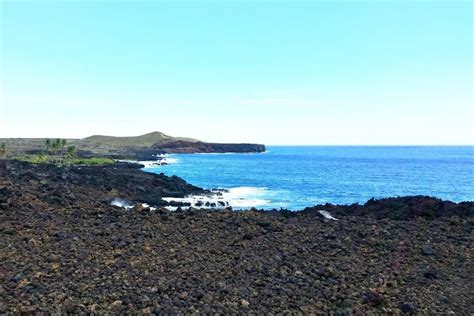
[15,155,49,164]
[10,139,115,165]
[67,157,115,165]
[15,155,115,165]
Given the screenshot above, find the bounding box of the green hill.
[80,132,198,148]
[0,131,264,160]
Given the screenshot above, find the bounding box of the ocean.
[143,146,474,210]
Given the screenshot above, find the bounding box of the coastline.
[137,146,474,210]
[2,0,472,313]
[1,159,473,313]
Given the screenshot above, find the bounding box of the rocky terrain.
[0,160,473,314]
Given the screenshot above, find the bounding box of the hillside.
[0,131,265,160]
[81,132,198,148]
[77,132,265,158]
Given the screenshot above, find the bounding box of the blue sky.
[0,1,472,145]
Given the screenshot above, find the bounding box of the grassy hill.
[80,132,198,148]
[0,131,264,160]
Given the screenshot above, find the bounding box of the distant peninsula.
[0,132,266,160]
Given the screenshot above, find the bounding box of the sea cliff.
[156,141,266,154]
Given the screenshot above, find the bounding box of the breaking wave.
[163,186,272,210]
[118,154,179,168]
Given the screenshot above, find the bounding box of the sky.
[0,0,472,145]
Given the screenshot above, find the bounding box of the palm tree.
[49,139,59,163]
[0,143,6,158]
[66,145,76,160]
[60,139,67,162]
[45,139,52,154]
[53,139,60,156]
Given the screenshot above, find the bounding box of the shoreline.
[1,159,473,313]
[136,154,474,211]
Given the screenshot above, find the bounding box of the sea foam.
[110,198,133,209]
[162,186,271,210]
[221,187,271,208]
[118,154,179,168]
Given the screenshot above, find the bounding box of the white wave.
[141,203,157,211]
[221,187,270,208]
[163,195,230,208]
[161,156,179,164]
[110,187,272,211]
[117,154,179,168]
[111,199,158,211]
[224,186,268,196]
[163,186,271,210]
[149,154,179,166]
[110,198,133,209]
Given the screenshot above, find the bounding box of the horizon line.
[0,136,473,147]
[265,144,474,147]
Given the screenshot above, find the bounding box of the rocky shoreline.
[1,160,473,313]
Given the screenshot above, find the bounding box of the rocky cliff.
[156,141,266,154]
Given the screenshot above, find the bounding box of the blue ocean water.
[143,146,474,210]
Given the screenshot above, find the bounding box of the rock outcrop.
[0,160,205,208]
